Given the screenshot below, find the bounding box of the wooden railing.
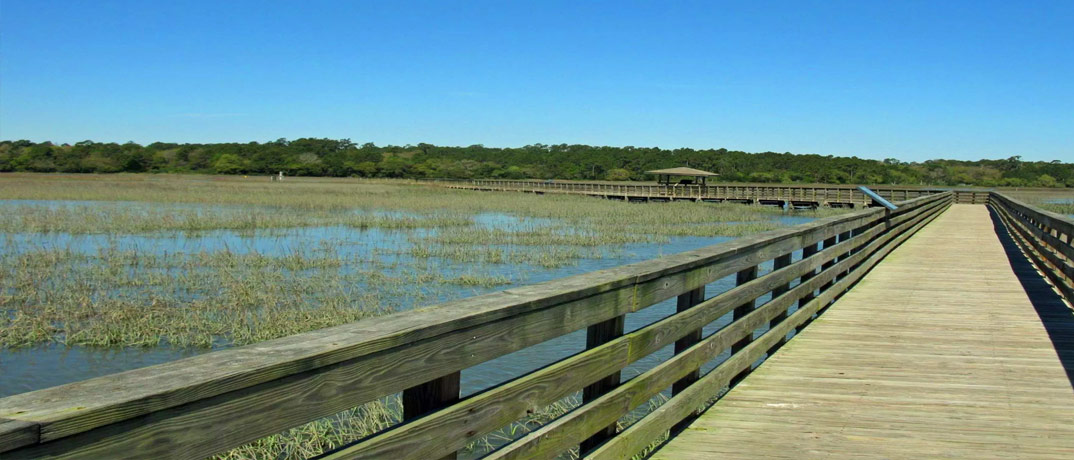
[954,190,991,204]
[424,179,946,207]
[990,192,1074,302]
[0,192,953,460]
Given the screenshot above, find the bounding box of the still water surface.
[0,200,815,398]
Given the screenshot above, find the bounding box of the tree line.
[1,138,1071,187]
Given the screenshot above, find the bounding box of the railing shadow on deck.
[987,205,1074,388]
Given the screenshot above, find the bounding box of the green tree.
[212,154,244,174]
[605,168,632,181]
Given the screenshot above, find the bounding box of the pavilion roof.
[645,167,719,177]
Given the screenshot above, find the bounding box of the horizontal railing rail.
[421,178,947,207]
[0,192,954,460]
[989,192,1074,302]
[953,190,991,204]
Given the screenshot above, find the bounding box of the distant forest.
[2,138,1071,187]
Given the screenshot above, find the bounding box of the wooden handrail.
[989,192,1074,302]
[0,193,954,459]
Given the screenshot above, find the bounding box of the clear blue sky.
[1,0,1071,162]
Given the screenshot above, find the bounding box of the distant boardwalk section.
[426,178,959,208]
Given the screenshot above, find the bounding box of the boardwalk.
[653,204,1074,459]
[7,192,1074,459]
[427,179,960,208]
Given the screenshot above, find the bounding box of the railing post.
[580,314,626,454]
[730,265,759,387]
[817,235,839,311]
[670,286,706,434]
[796,242,821,334]
[835,231,852,281]
[766,252,794,355]
[402,372,462,460]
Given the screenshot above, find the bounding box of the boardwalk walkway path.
[653,204,1074,459]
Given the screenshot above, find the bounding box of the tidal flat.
[0,173,846,458]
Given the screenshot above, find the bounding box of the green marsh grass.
[0,173,851,459]
[1006,189,1074,216]
[0,242,521,348]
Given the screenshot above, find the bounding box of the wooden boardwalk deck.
[653,204,1074,459]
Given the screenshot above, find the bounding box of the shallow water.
[1042,198,1074,218]
[0,200,815,399]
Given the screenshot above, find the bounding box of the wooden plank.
[0,419,38,452]
[651,204,1074,460]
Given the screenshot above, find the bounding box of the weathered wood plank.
[0,418,39,452]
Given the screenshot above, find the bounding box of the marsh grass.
[424,226,659,246]
[1036,201,1074,215]
[0,242,516,348]
[213,392,673,460]
[406,244,611,268]
[0,175,844,359]
[1005,189,1074,216]
[0,174,829,237]
[1,174,846,459]
[213,399,401,460]
[0,202,474,234]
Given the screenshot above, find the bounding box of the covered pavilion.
[645,167,719,186]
